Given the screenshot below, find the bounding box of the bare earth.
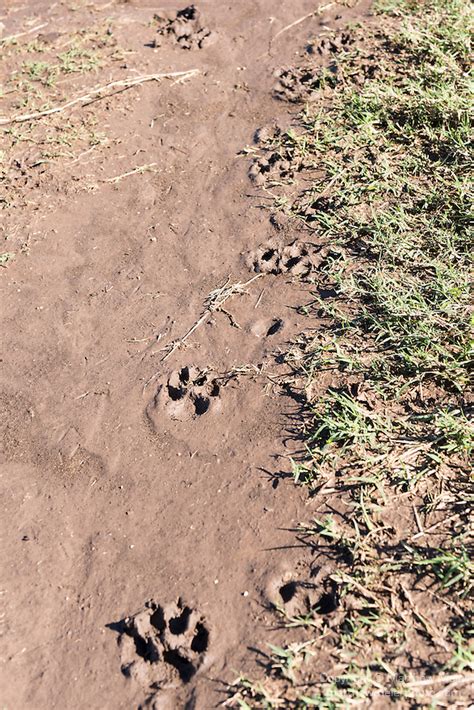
[0,1,369,708]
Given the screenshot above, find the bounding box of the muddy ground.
[0,1,369,708]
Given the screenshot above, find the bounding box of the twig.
[272,12,316,42]
[0,69,200,125]
[69,144,99,164]
[219,307,241,329]
[161,311,209,364]
[0,22,48,44]
[143,274,263,389]
[162,274,262,362]
[411,502,424,536]
[409,511,461,541]
[102,163,158,184]
[271,3,334,44]
[400,584,450,652]
[333,572,388,609]
[255,288,265,308]
[430,674,474,701]
[404,673,474,689]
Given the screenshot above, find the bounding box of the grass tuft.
[229,0,473,705]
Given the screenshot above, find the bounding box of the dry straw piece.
[160,274,263,363]
[0,69,200,126]
[143,274,263,389]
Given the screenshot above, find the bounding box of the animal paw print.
[307,31,355,58]
[117,599,210,699]
[248,126,311,186]
[248,151,297,186]
[273,65,332,103]
[152,5,216,50]
[307,31,376,86]
[250,317,284,339]
[267,573,339,620]
[247,239,316,277]
[147,366,221,427]
[273,32,358,104]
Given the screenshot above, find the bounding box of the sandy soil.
[0,2,368,707]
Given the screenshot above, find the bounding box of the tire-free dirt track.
[1,2,368,707]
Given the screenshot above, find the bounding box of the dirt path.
[1,2,368,707]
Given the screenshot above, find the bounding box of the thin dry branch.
[405,673,474,689]
[409,511,461,542]
[0,22,48,44]
[143,274,263,389]
[162,274,263,362]
[0,69,200,126]
[102,163,158,184]
[254,288,265,309]
[271,3,334,44]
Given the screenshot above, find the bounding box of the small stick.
[143,274,263,389]
[70,144,99,164]
[0,69,200,125]
[410,511,461,541]
[161,311,209,364]
[272,11,317,42]
[102,163,158,184]
[404,673,474,689]
[271,3,334,44]
[220,307,241,329]
[254,288,265,309]
[0,22,48,44]
[411,502,424,536]
[334,572,388,608]
[430,675,474,701]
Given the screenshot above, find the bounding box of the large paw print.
[248,126,312,186]
[147,366,221,427]
[117,599,210,699]
[273,65,330,103]
[273,32,357,104]
[247,239,316,277]
[152,5,215,50]
[248,151,298,186]
[307,31,355,58]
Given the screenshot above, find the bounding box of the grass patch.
[229,0,473,706]
[0,21,121,212]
